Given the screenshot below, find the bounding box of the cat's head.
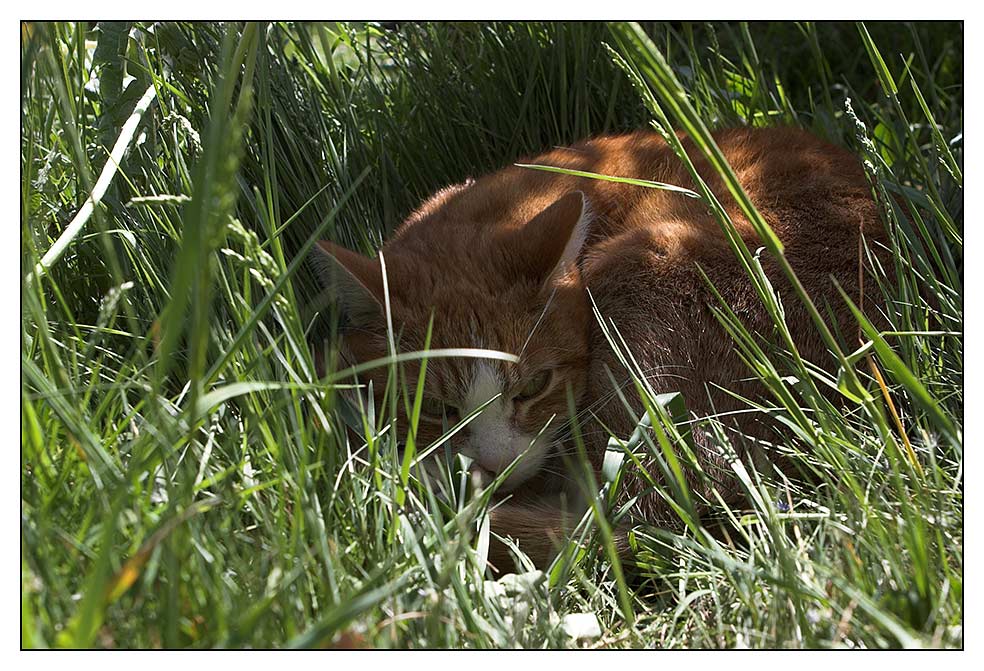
[313,189,592,490]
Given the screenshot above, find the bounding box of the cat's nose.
[458,437,513,477]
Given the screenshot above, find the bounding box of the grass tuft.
[22,21,961,649]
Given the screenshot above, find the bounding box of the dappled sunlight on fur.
[314,127,886,570]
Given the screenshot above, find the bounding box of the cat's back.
[572,127,883,325]
[514,127,882,284]
[523,126,876,244]
[384,127,881,297]
[392,127,876,247]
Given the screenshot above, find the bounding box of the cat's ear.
[312,241,385,327]
[523,191,591,286]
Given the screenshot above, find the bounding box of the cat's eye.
[515,370,552,402]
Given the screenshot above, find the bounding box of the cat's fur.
[314,128,885,570]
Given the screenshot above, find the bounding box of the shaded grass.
[22,21,961,648]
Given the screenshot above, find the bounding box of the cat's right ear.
[521,190,591,288]
[312,241,385,327]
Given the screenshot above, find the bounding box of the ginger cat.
[314,128,884,570]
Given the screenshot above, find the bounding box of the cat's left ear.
[311,241,385,328]
[523,190,591,286]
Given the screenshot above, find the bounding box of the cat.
[313,127,885,571]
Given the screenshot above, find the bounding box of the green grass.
[21,21,962,649]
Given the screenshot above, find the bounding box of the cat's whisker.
[519,285,558,359]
